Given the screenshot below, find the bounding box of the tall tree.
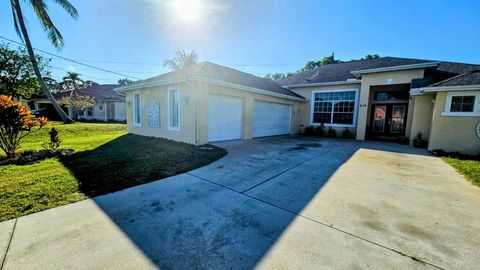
[264,53,380,80]
[118,78,134,85]
[10,0,78,123]
[61,71,83,90]
[0,44,51,99]
[163,50,198,71]
[361,54,380,60]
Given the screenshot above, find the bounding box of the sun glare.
[172,0,200,22]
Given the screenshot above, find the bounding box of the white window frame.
[133,91,142,127]
[168,89,181,131]
[310,89,359,128]
[442,91,480,117]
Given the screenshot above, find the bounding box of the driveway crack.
[1,218,17,270]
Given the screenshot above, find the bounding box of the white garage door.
[208,94,243,142]
[253,100,291,137]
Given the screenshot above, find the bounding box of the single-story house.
[32,84,126,122]
[115,58,480,155]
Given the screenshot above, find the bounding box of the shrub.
[413,132,428,148]
[304,126,314,135]
[314,123,325,136]
[327,127,337,138]
[0,95,48,157]
[42,127,62,152]
[396,136,408,144]
[0,148,75,166]
[342,128,353,139]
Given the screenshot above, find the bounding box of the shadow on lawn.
[70,136,431,269]
[61,134,227,197]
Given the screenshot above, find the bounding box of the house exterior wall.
[356,69,425,140]
[125,82,197,144]
[289,83,361,135]
[92,102,106,120]
[409,94,434,145]
[124,81,304,145]
[428,91,480,155]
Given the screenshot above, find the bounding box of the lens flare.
[172,0,200,22]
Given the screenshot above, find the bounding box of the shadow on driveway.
[5,136,462,269]
[82,136,435,269]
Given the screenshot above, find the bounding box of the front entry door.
[107,102,115,120]
[371,104,407,138]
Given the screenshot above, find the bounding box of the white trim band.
[421,84,480,93]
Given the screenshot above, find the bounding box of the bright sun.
[172,0,200,22]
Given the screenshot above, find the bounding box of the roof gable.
[428,70,480,88]
[122,61,304,99]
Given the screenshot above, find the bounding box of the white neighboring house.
[31,84,126,122]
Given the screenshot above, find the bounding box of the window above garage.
[311,90,358,127]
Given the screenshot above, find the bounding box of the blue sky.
[1,0,479,84]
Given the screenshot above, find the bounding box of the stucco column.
[196,87,209,145]
[356,84,370,140]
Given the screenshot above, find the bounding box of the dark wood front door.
[370,104,407,138]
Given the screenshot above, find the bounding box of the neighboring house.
[116,58,480,155]
[32,84,126,122]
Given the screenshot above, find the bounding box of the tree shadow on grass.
[60,134,227,197]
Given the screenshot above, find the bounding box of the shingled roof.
[54,84,124,102]
[278,57,480,87]
[428,70,480,87]
[123,61,304,99]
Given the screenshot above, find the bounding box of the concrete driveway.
[1,136,479,270]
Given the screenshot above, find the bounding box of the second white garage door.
[253,100,291,137]
[208,94,243,142]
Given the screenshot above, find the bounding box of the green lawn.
[0,122,226,222]
[442,156,480,187]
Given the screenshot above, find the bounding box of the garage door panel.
[208,95,243,142]
[253,100,291,137]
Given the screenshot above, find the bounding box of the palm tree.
[62,71,84,90]
[163,50,198,71]
[10,0,78,123]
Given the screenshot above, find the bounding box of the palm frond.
[163,59,180,70]
[163,49,199,70]
[29,0,64,48]
[51,0,78,19]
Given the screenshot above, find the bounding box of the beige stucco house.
[116,58,480,155]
